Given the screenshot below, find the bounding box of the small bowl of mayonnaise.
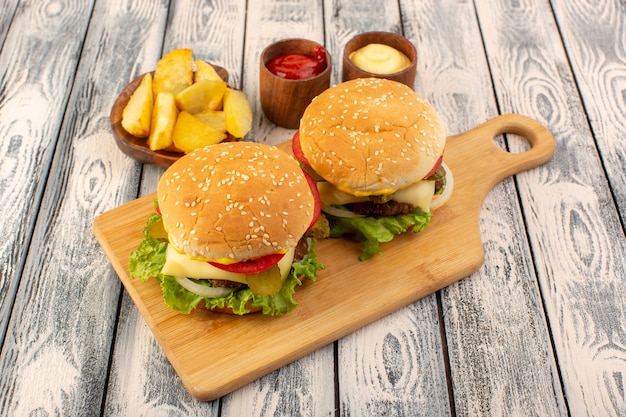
[342,32,417,88]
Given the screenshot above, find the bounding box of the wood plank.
[551,0,626,224]
[401,0,570,415]
[322,0,452,415]
[222,344,335,417]
[0,0,18,45]
[474,0,626,416]
[0,0,91,338]
[0,1,118,415]
[338,297,451,416]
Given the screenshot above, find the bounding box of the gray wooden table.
[1,0,624,416]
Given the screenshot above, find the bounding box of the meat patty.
[293,236,310,262]
[349,200,417,216]
[209,279,247,290]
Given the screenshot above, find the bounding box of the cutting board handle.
[464,114,556,172]
[449,113,556,179]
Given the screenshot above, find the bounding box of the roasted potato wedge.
[172,111,227,153]
[121,73,153,137]
[148,93,178,151]
[118,48,253,156]
[153,48,193,97]
[194,59,223,82]
[223,88,252,138]
[174,79,227,114]
[193,110,227,132]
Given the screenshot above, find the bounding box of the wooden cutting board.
[93,114,555,401]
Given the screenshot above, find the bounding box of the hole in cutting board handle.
[492,133,532,154]
[480,114,557,172]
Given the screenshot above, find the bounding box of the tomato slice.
[423,154,443,179]
[301,168,321,231]
[291,130,310,166]
[209,253,285,274]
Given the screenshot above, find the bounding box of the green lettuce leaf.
[128,213,324,315]
[128,212,168,280]
[328,209,431,260]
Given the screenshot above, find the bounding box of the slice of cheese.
[318,180,435,213]
[392,180,435,212]
[161,245,295,283]
[317,182,369,205]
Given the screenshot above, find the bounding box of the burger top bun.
[299,78,446,196]
[157,142,315,262]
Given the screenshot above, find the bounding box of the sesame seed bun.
[157,142,315,262]
[299,78,446,196]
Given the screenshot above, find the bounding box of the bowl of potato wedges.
[110,48,253,166]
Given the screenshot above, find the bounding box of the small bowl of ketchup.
[342,32,417,88]
[260,38,331,128]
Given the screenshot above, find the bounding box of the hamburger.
[129,142,325,315]
[292,78,453,260]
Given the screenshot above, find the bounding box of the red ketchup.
[267,46,327,80]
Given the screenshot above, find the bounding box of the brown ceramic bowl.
[260,39,331,129]
[110,63,231,167]
[342,32,417,88]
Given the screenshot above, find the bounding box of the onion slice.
[175,276,235,298]
[321,203,365,218]
[430,162,454,211]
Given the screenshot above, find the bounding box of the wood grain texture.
[222,344,335,417]
[104,293,218,416]
[0,2,107,415]
[549,2,626,411]
[551,0,626,225]
[0,0,18,45]
[402,0,569,415]
[475,0,626,416]
[338,296,451,417]
[0,0,92,339]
